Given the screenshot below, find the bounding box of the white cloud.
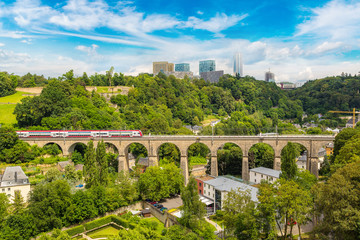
[197,11,204,15]
[11,0,55,27]
[183,13,248,33]
[310,41,344,54]
[76,44,99,55]
[0,43,4,47]
[297,0,360,41]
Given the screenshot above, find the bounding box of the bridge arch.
[156,143,181,167]
[104,142,119,154]
[123,142,149,172]
[187,142,211,178]
[68,142,87,155]
[43,142,63,155]
[248,143,275,170]
[216,142,243,176]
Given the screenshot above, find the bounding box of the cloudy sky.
[0,0,360,82]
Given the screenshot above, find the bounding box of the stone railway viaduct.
[21,135,335,183]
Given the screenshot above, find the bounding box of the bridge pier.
[148,156,158,167]
[242,156,249,181]
[310,157,319,178]
[180,155,189,185]
[118,155,128,172]
[210,155,218,177]
[274,157,281,171]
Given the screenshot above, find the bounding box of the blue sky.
[0,0,359,81]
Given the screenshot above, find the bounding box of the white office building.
[249,167,281,184]
[203,176,258,212]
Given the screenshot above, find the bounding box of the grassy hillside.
[0,91,34,126]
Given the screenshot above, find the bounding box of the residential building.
[233,52,243,77]
[57,160,73,172]
[277,82,296,90]
[200,70,224,83]
[203,176,258,212]
[325,142,334,155]
[345,117,360,128]
[249,167,281,184]
[199,60,215,73]
[0,166,31,202]
[175,63,190,72]
[153,61,174,75]
[137,157,149,173]
[265,70,275,82]
[165,71,193,79]
[196,175,215,195]
[296,154,307,170]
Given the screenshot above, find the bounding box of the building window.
[8,188,10,191]
[261,174,263,178]
[254,173,256,176]
[213,194,214,197]
[199,190,202,194]
[208,192,210,196]
[199,182,202,187]
[208,185,210,189]
[255,179,256,183]
[2,189,4,192]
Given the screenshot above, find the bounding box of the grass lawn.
[139,217,165,235]
[86,224,120,238]
[0,104,16,126]
[0,91,29,103]
[95,86,122,93]
[201,115,220,126]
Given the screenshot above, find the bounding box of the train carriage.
[16,130,143,138]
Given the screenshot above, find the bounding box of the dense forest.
[1,70,360,134]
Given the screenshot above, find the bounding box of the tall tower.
[265,69,275,82]
[233,52,243,77]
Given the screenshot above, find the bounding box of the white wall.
[0,184,31,203]
[203,183,215,200]
[249,171,277,184]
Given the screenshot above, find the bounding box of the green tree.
[96,140,108,186]
[257,182,278,239]
[0,193,9,222]
[45,168,62,182]
[64,164,78,183]
[12,190,25,214]
[333,132,360,169]
[331,127,358,160]
[280,142,299,180]
[84,140,98,188]
[248,143,274,169]
[312,160,360,239]
[180,177,206,227]
[222,188,259,239]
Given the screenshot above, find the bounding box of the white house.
[0,166,31,203]
[249,167,281,184]
[203,176,258,212]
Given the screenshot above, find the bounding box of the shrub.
[65,225,85,236]
[84,216,112,231]
[111,215,129,228]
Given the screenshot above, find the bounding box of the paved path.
[205,217,223,231]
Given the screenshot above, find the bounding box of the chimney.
[14,171,17,182]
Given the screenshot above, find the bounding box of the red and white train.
[16,130,143,138]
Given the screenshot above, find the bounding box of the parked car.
[156,204,163,209]
[160,207,167,212]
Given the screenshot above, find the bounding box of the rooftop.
[249,167,281,178]
[0,166,29,187]
[204,176,258,202]
[196,175,215,182]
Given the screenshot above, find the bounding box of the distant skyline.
[0,0,360,82]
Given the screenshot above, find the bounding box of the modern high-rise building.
[265,70,275,82]
[233,52,243,77]
[175,63,190,72]
[199,60,215,73]
[153,61,174,75]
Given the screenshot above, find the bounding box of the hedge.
[111,215,129,228]
[65,225,85,236]
[84,216,112,231]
